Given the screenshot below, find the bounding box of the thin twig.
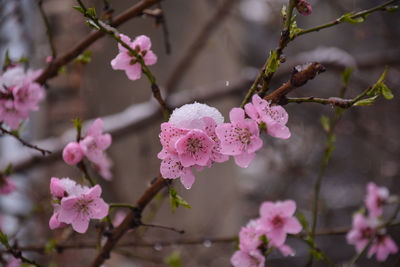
[164,0,237,93]
[0,126,51,156]
[38,0,56,59]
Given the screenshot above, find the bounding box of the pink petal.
[118,34,132,52]
[278,244,295,257]
[180,168,195,189]
[58,197,78,224]
[284,217,302,234]
[50,177,65,197]
[234,152,255,168]
[267,228,287,247]
[244,102,260,122]
[87,118,104,137]
[133,35,152,51]
[278,200,297,217]
[111,53,131,70]
[71,212,90,233]
[267,123,291,139]
[125,63,142,81]
[49,213,66,230]
[86,185,102,199]
[160,156,183,179]
[88,198,109,219]
[259,201,275,217]
[144,51,157,65]
[96,133,112,150]
[229,108,245,123]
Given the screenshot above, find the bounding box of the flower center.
[186,137,203,154]
[271,215,284,228]
[74,198,93,214]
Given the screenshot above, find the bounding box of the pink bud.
[62,142,84,165]
[50,177,65,198]
[296,0,312,16]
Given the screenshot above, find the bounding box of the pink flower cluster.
[0,66,45,130]
[347,182,398,262]
[62,118,113,180]
[0,176,16,195]
[158,97,290,189]
[231,200,302,267]
[49,177,109,233]
[111,34,157,81]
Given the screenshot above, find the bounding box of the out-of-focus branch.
[164,0,237,93]
[38,0,56,58]
[35,0,161,85]
[0,125,51,156]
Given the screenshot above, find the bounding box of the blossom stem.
[77,0,170,121]
[295,0,400,38]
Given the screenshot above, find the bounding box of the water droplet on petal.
[203,239,212,248]
[154,243,163,251]
[225,81,230,86]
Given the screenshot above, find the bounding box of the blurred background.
[0,0,399,266]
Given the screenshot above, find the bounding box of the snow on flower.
[49,177,109,233]
[0,176,16,195]
[0,66,45,130]
[245,94,290,139]
[365,182,389,218]
[111,34,157,81]
[158,103,226,189]
[215,108,262,168]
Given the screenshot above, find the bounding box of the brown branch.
[264,62,326,104]
[35,0,161,85]
[164,0,237,93]
[285,96,353,108]
[0,126,51,156]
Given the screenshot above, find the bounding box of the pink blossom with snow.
[365,182,389,218]
[49,177,109,233]
[245,94,290,139]
[111,34,157,81]
[215,108,263,168]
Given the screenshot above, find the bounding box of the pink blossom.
[46,56,53,63]
[159,152,195,189]
[278,244,295,256]
[231,249,265,267]
[49,206,67,230]
[94,154,113,181]
[295,0,312,16]
[245,94,290,139]
[258,200,302,247]
[62,142,84,165]
[215,108,263,168]
[346,213,378,253]
[111,34,157,81]
[50,177,83,198]
[238,219,263,252]
[159,122,189,154]
[6,257,21,267]
[58,184,109,233]
[175,129,215,167]
[0,177,16,195]
[12,81,45,112]
[368,234,398,262]
[365,182,389,218]
[80,118,112,164]
[202,117,229,163]
[0,99,29,130]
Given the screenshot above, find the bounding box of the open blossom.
[0,66,45,130]
[238,220,263,252]
[49,177,109,233]
[365,182,389,218]
[62,142,84,165]
[346,213,378,253]
[231,249,265,267]
[158,103,226,189]
[215,108,262,168]
[245,94,290,139]
[0,177,16,195]
[368,234,398,262]
[258,200,302,247]
[111,34,157,81]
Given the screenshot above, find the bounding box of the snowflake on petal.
[111,34,157,81]
[215,108,262,168]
